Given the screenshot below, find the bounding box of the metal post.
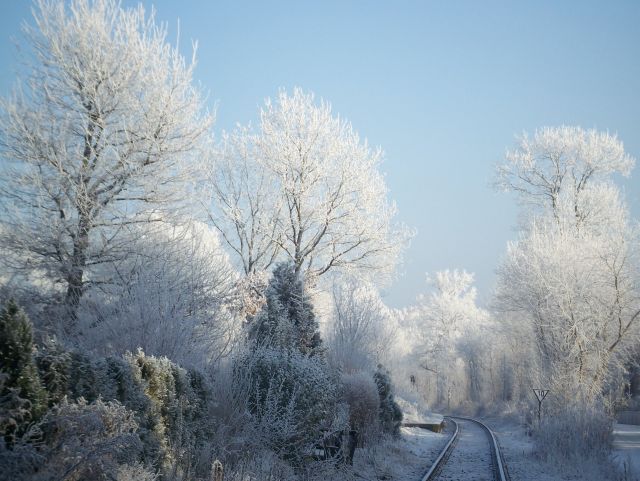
[532,388,549,423]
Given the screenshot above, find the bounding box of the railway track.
[420,416,509,481]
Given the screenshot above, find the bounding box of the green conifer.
[0,299,47,422]
[249,262,323,356]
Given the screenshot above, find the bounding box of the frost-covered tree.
[329,279,396,372]
[205,88,410,280]
[494,126,640,400]
[206,127,282,276]
[413,271,487,371]
[404,270,491,408]
[80,221,238,367]
[495,197,640,399]
[494,126,634,226]
[0,0,212,325]
[249,262,322,356]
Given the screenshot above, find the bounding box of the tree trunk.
[65,214,90,330]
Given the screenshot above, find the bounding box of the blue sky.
[1,1,639,307]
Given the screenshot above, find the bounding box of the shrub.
[248,262,323,356]
[31,341,217,479]
[116,462,158,481]
[374,365,403,435]
[235,346,337,461]
[340,371,380,443]
[532,398,618,479]
[534,400,612,461]
[124,349,215,476]
[0,300,47,434]
[0,397,143,481]
[34,337,71,406]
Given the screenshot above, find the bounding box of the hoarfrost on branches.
[0,0,213,326]
[204,88,411,281]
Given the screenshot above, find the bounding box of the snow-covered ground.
[613,423,640,479]
[396,396,444,425]
[340,406,640,481]
[350,425,449,480]
[482,416,635,481]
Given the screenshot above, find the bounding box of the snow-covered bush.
[235,345,338,462]
[533,398,613,472]
[32,340,217,479]
[0,372,31,449]
[374,365,402,436]
[123,349,215,476]
[116,462,158,481]
[340,371,380,444]
[248,262,323,356]
[1,397,143,481]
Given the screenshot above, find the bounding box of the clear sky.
[1,1,639,308]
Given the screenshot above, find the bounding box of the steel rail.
[417,416,509,481]
[448,416,509,481]
[419,417,459,481]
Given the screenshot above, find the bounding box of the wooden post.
[211,460,223,481]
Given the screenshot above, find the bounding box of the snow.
[349,426,449,481]
[612,423,640,478]
[396,396,444,425]
[482,416,626,481]
[437,418,493,481]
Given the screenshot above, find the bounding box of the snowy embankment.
[396,396,444,425]
[347,398,448,480]
[482,417,638,481]
[350,426,448,481]
[613,423,640,479]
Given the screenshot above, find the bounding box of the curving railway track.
[421,416,509,481]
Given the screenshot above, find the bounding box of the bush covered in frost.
[0,300,219,480]
[0,397,148,481]
[248,262,323,356]
[533,397,614,475]
[0,299,47,434]
[235,345,338,462]
[340,371,380,444]
[374,365,403,436]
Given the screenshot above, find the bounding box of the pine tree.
[248,262,323,356]
[0,299,47,428]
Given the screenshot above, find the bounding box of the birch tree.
[0,0,212,325]
[205,88,409,280]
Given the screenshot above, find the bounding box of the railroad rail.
[419,416,509,481]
